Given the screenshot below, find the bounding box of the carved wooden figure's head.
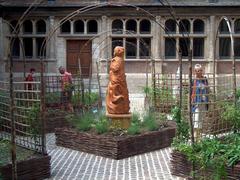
[113,46,125,57]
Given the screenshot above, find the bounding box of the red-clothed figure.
[25,68,35,90]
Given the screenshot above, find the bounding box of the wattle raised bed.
[171,150,240,179]
[0,154,51,180]
[55,121,176,159]
[45,110,69,133]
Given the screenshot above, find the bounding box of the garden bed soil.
[55,121,176,159]
[171,150,240,179]
[0,154,51,180]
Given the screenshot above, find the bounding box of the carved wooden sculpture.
[106,46,131,129]
[106,46,130,114]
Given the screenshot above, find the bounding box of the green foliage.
[131,112,141,124]
[142,112,158,131]
[0,140,35,167]
[95,113,109,134]
[128,112,141,135]
[71,92,99,106]
[127,123,141,135]
[26,103,41,137]
[67,111,94,132]
[45,92,61,104]
[221,103,240,131]
[173,134,240,180]
[171,106,190,144]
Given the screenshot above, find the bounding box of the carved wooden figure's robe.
[106,46,130,114]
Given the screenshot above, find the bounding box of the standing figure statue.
[191,64,209,139]
[106,46,130,114]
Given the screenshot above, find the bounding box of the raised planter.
[45,110,69,133]
[0,154,51,180]
[55,121,176,159]
[171,150,240,179]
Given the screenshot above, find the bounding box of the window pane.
[179,38,190,57]
[193,38,204,58]
[36,20,46,34]
[23,38,33,57]
[11,38,20,57]
[112,19,123,34]
[36,38,46,57]
[234,38,240,57]
[219,20,230,34]
[23,20,33,34]
[87,20,98,34]
[74,20,84,33]
[9,20,17,33]
[61,21,71,33]
[126,38,137,58]
[165,38,176,58]
[140,19,151,34]
[126,19,137,33]
[219,37,231,58]
[140,38,151,58]
[234,19,240,33]
[179,19,190,33]
[165,19,176,33]
[112,38,123,56]
[193,19,204,33]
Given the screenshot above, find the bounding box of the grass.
[0,140,35,167]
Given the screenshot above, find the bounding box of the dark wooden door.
[67,40,92,77]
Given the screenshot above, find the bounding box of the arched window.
[165,19,176,33]
[126,19,137,33]
[87,20,98,34]
[74,20,84,33]
[9,20,18,33]
[193,19,204,33]
[23,20,33,34]
[179,19,190,33]
[140,19,151,34]
[36,20,46,34]
[61,21,71,33]
[219,19,230,34]
[112,19,123,34]
[11,38,20,57]
[234,19,240,33]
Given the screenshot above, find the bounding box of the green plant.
[142,112,158,131]
[95,113,109,134]
[71,92,99,106]
[222,104,240,132]
[67,111,94,131]
[26,103,41,137]
[171,106,190,144]
[127,123,141,135]
[173,134,240,180]
[45,92,61,104]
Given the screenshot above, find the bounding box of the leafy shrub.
[127,123,141,135]
[171,106,190,144]
[26,103,41,137]
[95,113,109,134]
[222,104,240,132]
[45,92,61,104]
[71,92,99,106]
[67,111,94,131]
[131,112,141,124]
[174,134,240,180]
[142,112,158,131]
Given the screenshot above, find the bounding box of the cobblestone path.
[46,134,184,180]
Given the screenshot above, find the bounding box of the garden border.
[0,154,51,180]
[55,121,176,159]
[170,150,240,179]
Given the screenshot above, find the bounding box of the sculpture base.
[106,112,132,129]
